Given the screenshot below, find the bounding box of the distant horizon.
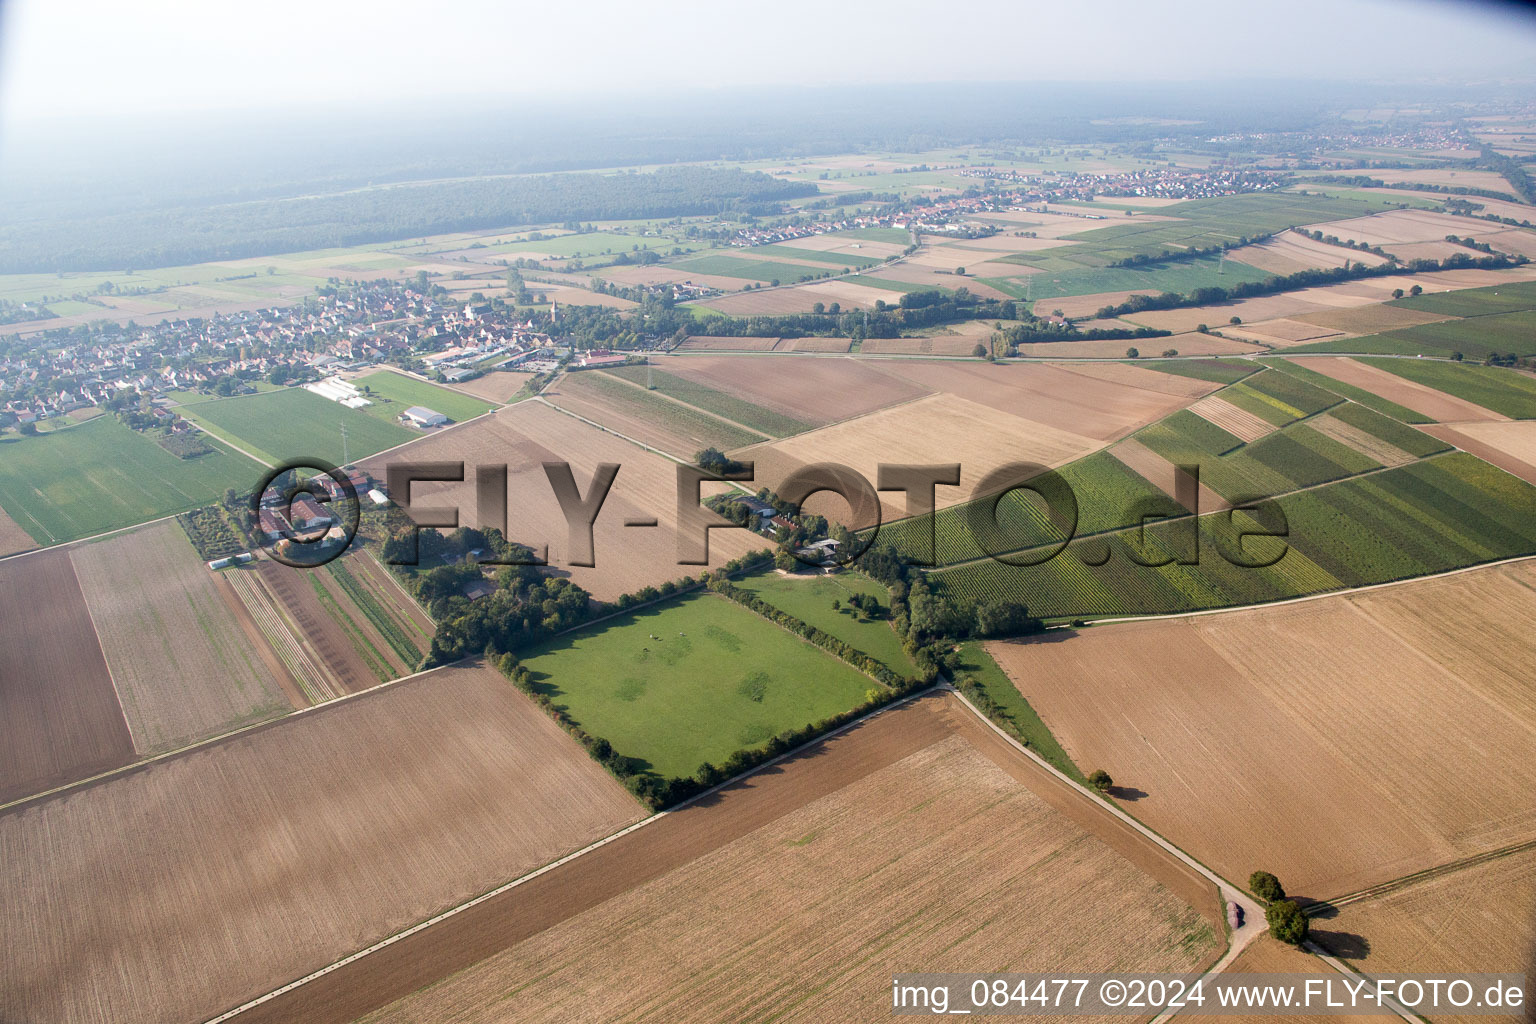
[2,0,1534,126]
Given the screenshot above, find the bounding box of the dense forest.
[0,167,816,274]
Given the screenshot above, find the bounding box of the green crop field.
[1357,358,1536,419]
[352,370,496,424]
[606,364,812,436]
[1137,359,1260,385]
[176,387,415,466]
[674,255,832,284]
[517,591,878,778]
[1389,279,1536,317]
[0,416,264,544]
[875,450,1176,569]
[931,451,1536,621]
[999,190,1411,271]
[1262,358,1432,423]
[730,569,918,674]
[1287,310,1536,360]
[742,245,881,268]
[1326,401,1450,458]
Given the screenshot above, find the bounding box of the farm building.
[578,350,627,369]
[401,405,449,428]
[303,376,372,409]
[288,496,333,531]
[206,553,254,571]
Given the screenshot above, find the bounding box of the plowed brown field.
[0,662,643,1024]
[1303,357,1507,422]
[992,560,1536,898]
[0,549,132,805]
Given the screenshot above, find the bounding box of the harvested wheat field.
[1422,420,1536,485]
[360,401,767,598]
[0,548,132,805]
[775,234,907,259]
[861,264,1015,299]
[737,394,1101,527]
[775,335,851,353]
[1303,357,1507,422]
[1379,167,1519,194]
[345,693,1220,1024]
[994,560,1536,898]
[1224,317,1345,346]
[861,334,989,356]
[658,353,929,425]
[878,359,1201,440]
[1053,360,1219,399]
[1042,288,1165,319]
[1188,394,1277,442]
[0,661,643,1024]
[1291,303,1458,335]
[1123,293,1335,333]
[69,521,293,755]
[1321,846,1536,1017]
[1309,413,1418,467]
[1230,232,1391,275]
[0,505,36,556]
[1305,209,1488,247]
[449,370,535,404]
[1107,438,1229,512]
[1221,937,1395,1024]
[1017,333,1264,358]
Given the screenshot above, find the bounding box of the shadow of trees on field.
[1308,929,1372,961]
[1106,785,1148,801]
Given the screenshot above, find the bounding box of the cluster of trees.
[0,298,56,325]
[1,167,818,274]
[993,320,1170,352]
[1094,250,1527,319]
[1445,234,1495,254]
[1474,146,1535,205]
[1250,870,1309,945]
[1291,226,1392,259]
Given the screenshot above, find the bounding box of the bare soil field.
[219,692,1222,1024]
[1422,420,1536,485]
[359,401,767,598]
[1188,394,1277,442]
[861,334,989,356]
[1305,208,1488,246]
[1323,846,1536,1020]
[1107,438,1229,512]
[1018,333,1264,358]
[1231,233,1391,275]
[862,264,1015,299]
[776,335,852,353]
[775,234,907,259]
[1123,294,1335,333]
[1222,937,1395,1023]
[1303,357,1507,422]
[0,661,643,1024]
[676,335,781,351]
[598,265,752,292]
[341,693,1219,1024]
[1224,317,1345,346]
[994,560,1536,897]
[1046,288,1165,318]
[1054,361,1219,399]
[1479,227,1536,259]
[1291,303,1458,336]
[658,353,929,426]
[542,369,763,456]
[736,394,1101,527]
[68,522,292,756]
[447,369,535,404]
[878,360,1201,441]
[0,549,131,805]
[693,287,825,315]
[0,504,36,556]
[1377,167,1520,193]
[1309,413,1417,467]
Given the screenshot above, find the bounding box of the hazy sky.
[2,0,1534,124]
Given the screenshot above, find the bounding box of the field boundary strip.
[201,684,941,1024]
[66,549,138,752]
[1081,550,1536,628]
[0,510,184,566]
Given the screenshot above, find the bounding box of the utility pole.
[340,422,349,466]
